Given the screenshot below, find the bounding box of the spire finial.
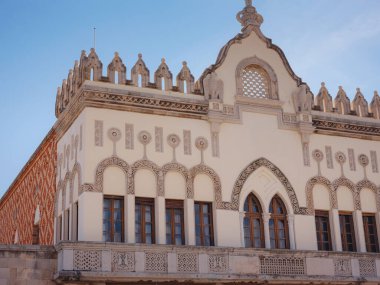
[236,0,263,33]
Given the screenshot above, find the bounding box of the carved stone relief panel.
[370,151,378,173]
[348,149,356,171]
[74,250,102,271]
[211,132,220,158]
[334,258,352,276]
[177,253,198,273]
[260,256,305,275]
[208,254,228,273]
[145,252,168,272]
[155,127,163,152]
[95,120,103,147]
[303,143,310,166]
[183,130,192,155]
[111,251,134,272]
[125,124,134,150]
[359,258,376,277]
[325,146,333,169]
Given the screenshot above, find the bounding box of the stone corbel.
[297,112,315,166]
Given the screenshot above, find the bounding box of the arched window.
[243,193,264,248]
[269,195,289,249]
[242,65,270,99]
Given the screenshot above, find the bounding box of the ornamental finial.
[236,0,263,33]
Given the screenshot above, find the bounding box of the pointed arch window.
[269,196,289,249]
[243,193,264,248]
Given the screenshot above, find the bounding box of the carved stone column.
[331,209,342,251]
[185,199,195,245]
[353,210,366,252]
[125,194,135,243]
[156,196,166,244]
[287,214,296,250]
[262,213,271,249]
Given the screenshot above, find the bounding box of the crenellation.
[370,90,380,119]
[334,86,351,115]
[176,61,195,94]
[315,82,333,112]
[352,88,369,117]
[107,52,127,85]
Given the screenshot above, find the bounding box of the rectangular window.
[166,200,185,245]
[339,212,356,252]
[315,210,332,251]
[64,209,70,240]
[194,201,214,246]
[135,197,155,244]
[363,214,379,253]
[103,196,124,242]
[71,202,78,241]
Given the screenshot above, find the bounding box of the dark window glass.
[166,200,185,245]
[269,196,289,249]
[339,213,356,252]
[103,196,124,242]
[243,193,264,248]
[194,202,214,246]
[363,214,379,253]
[135,198,155,244]
[315,210,332,251]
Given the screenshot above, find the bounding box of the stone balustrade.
[55,241,380,284]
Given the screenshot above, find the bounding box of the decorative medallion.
[358,154,369,167]
[107,128,122,142]
[195,137,208,151]
[138,131,152,145]
[167,134,180,148]
[312,149,324,162]
[335,152,346,164]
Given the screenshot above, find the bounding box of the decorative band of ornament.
[84,91,209,115]
[313,119,380,137]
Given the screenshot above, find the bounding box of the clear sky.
[0,0,379,197]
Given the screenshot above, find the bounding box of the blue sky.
[0,0,380,197]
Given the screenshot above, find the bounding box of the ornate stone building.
[1,1,380,284]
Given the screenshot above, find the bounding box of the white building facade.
[53,1,380,284]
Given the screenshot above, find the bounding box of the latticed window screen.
[242,65,270,99]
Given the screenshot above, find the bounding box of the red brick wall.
[0,130,56,245]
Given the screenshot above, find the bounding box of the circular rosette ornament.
[107,128,122,142]
[335,152,346,165]
[138,131,152,145]
[358,154,369,167]
[195,137,208,151]
[312,149,324,162]
[167,134,180,149]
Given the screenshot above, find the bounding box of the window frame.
[339,211,357,252]
[362,213,379,253]
[32,224,40,245]
[269,195,289,249]
[315,210,332,251]
[165,199,185,245]
[135,197,155,244]
[103,195,124,243]
[243,193,265,248]
[194,201,214,246]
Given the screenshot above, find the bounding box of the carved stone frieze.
[356,179,380,211]
[111,251,134,272]
[312,119,380,139]
[130,160,161,196]
[260,256,305,275]
[334,258,352,276]
[162,162,191,198]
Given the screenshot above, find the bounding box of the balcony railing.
[55,242,380,284]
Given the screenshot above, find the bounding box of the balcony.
[55,242,380,284]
